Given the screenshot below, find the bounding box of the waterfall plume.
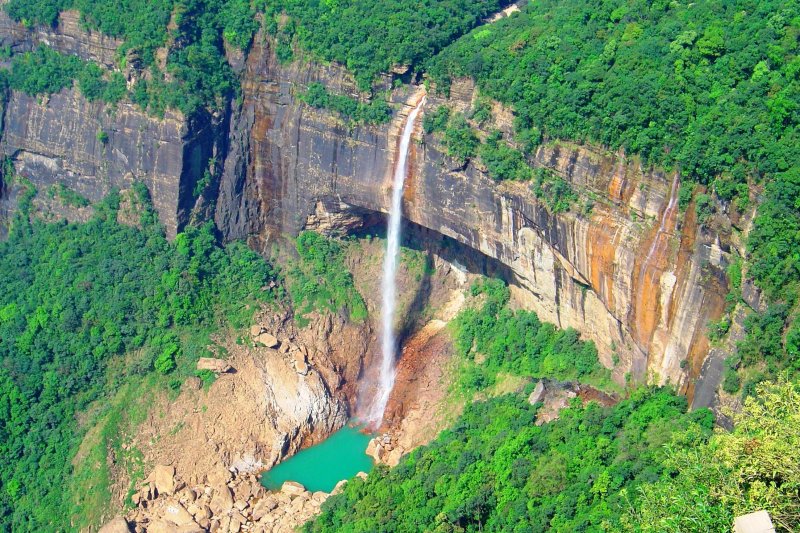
[364,94,426,426]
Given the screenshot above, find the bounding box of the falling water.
[634,174,680,344]
[641,174,680,273]
[365,95,426,425]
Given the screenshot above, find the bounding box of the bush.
[443,113,478,161]
[532,168,578,213]
[422,105,450,134]
[288,231,367,324]
[479,131,532,181]
[299,83,391,124]
[154,344,178,374]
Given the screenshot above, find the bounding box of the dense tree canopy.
[454,279,612,392]
[628,378,800,531]
[0,185,277,530]
[262,0,506,90]
[288,231,367,327]
[308,388,713,532]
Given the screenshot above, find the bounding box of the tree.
[628,378,800,532]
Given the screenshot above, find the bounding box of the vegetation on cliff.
[0,185,278,530]
[288,231,367,327]
[4,45,127,104]
[308,388,714,532]
[4,0,507,115]
[5,0,257,115]
[454,279,613,393]
[261,0,506,90]
[299,83,392,125]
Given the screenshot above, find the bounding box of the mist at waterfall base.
[362,96,426,427]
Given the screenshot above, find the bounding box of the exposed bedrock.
[215,37,734,395]
[0,8,225,238]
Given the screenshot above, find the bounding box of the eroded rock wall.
[0,9,218,237]
[216,37,732,392]
[0,13,734,395]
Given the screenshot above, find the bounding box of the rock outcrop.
[196,358,232,373]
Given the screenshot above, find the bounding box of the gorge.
[0,0,797,531]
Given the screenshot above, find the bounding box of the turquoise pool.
[260,425,375,493]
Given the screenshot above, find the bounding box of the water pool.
[260,425,374,493]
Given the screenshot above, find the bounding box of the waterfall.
[365,95,426,425]
[641,174,680,273]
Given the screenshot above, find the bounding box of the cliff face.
[214,37,733,393]
[0,9,221,237]
[0,16,734,397]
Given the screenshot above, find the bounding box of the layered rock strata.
[214,37,733,394]
[0,15,736,395]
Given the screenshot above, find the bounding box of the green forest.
[454,279,613,393]
[0,185,277,530]
[308,378,800,532]
[2,0,800,531]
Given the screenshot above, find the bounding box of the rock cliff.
[213,36,733,396]
[0,19,736,399]
[0,8,224,237]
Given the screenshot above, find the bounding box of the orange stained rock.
[587,211,621,311]
[632,176,680,351]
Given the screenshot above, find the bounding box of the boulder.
[734,510,775,533]
[196,358,231,373]
[527,380,546,405]
[331,480,347,496]
[294,353,309,375]
[146,519,203,533]
[385,447,406,467]
[280,481,306,497]
[255,333,279,348]
[99,517,132,533]
[365,438,384,462]
[151,465,176,496]
[250,325,264,337]
[209,485,234,515]
[162,500,195,527]
[233,500,248,512]
[206,464,232,486]
[252,496,279,521]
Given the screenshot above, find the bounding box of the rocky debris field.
[102,464,345,533]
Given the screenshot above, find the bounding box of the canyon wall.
[0,19,734,399]
[214,36,732,394]
[0,9,221,237]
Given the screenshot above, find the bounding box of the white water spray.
[366,95,426,425]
